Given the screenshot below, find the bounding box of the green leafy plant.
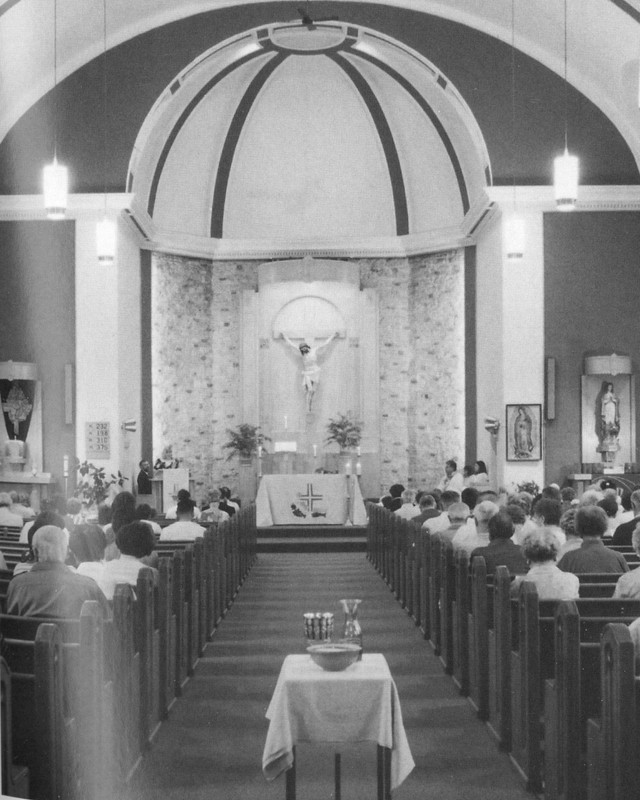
[74,460,128,506]
[325,412,363,451]
[222,424,270,460]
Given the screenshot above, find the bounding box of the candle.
[345,462,352,476]
[258,445,262,458]
[356,461,362,476]
[284,415,288,430]
[313,444,317,457]
[356,446,361,457]
[63,454,69,477]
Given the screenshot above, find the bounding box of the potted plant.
[325,412,362,452]
[222,424,270,461]
[515,479,540,497]
[74,460,128,507]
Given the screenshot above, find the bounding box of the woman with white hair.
[511,527,579,600]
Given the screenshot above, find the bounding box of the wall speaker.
[545,357,556,420]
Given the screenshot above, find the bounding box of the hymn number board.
[86,421,111,460]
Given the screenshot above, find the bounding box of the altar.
[256,474,367,527]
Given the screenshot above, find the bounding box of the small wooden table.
[262,653,414,799]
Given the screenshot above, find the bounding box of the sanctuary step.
[257,525,367,553]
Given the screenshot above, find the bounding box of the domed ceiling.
[128,21,491,256]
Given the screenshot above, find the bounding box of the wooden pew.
[428,534,443,655]
[508,585,640,794]
[467,555,490,719]
[544,601,640,800]
[1,655,30,798]
[438,537,457,675]
[418,529,431,641]
[452,548,471,697]
[586,623,640,800]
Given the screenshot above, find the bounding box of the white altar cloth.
[262,653,414,791]
[255,474,367,526]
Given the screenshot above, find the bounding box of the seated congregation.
[3,467,640,800]
[0,484,252,800]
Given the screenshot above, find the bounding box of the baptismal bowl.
[307,642,361,671]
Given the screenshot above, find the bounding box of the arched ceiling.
[1,0,639,171]
[127,22,491,252]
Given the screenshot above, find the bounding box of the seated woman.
[511,527,579,600]
[87,521,158,600]
[472,460,491,489]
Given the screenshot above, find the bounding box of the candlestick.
[63,454,69,478]
[356,461,362,476]
[345,462,352,476]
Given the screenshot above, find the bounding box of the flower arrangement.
[515,479,540,497]
[74,460,128,506]
[222,424,271,460]
[325,412,363,451]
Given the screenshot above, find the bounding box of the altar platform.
[257,524,367,553]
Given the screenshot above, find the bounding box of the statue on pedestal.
[597,381,620,463]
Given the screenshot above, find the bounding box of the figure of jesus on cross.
[280,331,341,412]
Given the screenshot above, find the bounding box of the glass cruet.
[340,598,363,658]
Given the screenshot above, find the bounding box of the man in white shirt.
[160,499,207,541]
[165,489,202,520]
[423,490,461,535]
[436,460,465,495]
[394,489,421,520]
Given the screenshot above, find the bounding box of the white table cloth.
[262,653,415,791]
[255,474,367,526]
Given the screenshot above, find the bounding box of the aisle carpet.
[126,554,533,800]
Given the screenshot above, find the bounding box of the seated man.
[394,489,420,520]
[423,490,460,535]
[7,525,110,618]
[557,506,630,575]
[453,500,499,555]
[165,488,202,520]
[438,502,471,545]
[411,493,440,528]
[469,509,528,575]
[160,498,207,541]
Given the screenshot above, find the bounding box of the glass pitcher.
[340,598,363,659]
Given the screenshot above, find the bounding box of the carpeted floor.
[125,553,533,800]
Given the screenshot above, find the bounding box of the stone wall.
[152,251,465,501]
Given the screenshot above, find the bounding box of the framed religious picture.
[506,404,542,461]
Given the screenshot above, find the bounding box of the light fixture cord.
[53,0,58,161]
[510,0,517,209]
[103,0,108,213]
[563,0,568,151]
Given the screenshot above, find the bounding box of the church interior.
[1,1,640,799]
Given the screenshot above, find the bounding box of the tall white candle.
[63,454,69,477]
[313,444,317,457]
[258,445,262,458]
[345,462,352,476]
[356,461,362,476]
[284,415,288,430]
[356,446,361,457]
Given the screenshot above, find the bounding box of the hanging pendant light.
[96,0,116,264]
[504,0,525,260]
[43,0,68,219]
[553,0,579,211]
